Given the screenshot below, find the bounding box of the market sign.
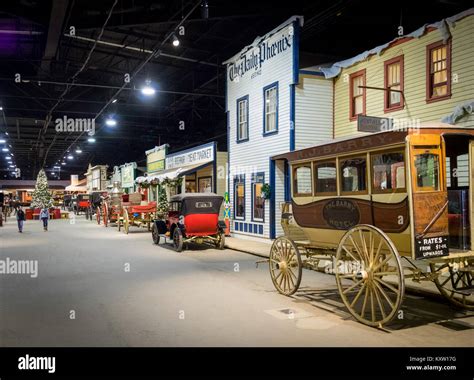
[147,160,165,173]
[166,142,214,170]
[357,115,393,133]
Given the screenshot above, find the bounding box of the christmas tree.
[31,169,53,208]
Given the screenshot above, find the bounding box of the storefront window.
[252,173,264,221]
[185,180,196,193]
[234,175,245,219]
[198,177,212,193]
[264,83,278,134]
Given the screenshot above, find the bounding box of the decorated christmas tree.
[31,169,53,208]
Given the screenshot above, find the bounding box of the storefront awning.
[138,161,212,184]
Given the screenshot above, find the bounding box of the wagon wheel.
[269,237,302,296]
[96,206,101,225]
[215,231,225,250]
[84,207,89,219]
[335,224,405,327]
[173,227,184,252]
[102,203,108,227]
[117,213,122,231]
[152,223,160,245]
[89,207,93,221]
[123,209,130,234]
[430,258,474,310]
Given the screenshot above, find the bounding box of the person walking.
[16,207,25,233]
[40,207,50,231]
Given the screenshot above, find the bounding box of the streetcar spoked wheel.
[123,209,130,234]
[335,224,405,327]
[269,237,302,296]
[430,258,474,310]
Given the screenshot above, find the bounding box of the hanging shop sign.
[120,162,137,189]
[357,115,393,133]
[166,142,214,170]
[146,144,168,174]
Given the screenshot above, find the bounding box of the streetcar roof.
[272,123,474,163]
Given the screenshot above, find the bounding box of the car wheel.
[173,228,184,252]
[152,223,160,245]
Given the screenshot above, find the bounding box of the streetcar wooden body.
[269,125,474,326]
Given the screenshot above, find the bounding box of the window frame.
[233,175,245,220]
[384,55,404,112]
[349,69,366,121]
[292,163,313,197]
[198,176,213,193]
[370,149,407,194]
[236,95,249,143]
[426,39,452,103]
[251,172,265,222]
[339,154,368,195]
[314,159,338,196]
[262,81,279,136]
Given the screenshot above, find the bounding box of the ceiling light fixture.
[87,137,96,143]
[67,155,73,160]
[172,34,180,47]
[105,118,117,127]
[141,80,156,96]
[75,147,82,154]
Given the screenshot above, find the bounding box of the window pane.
[354,96,363,115]
[433,84,447,96]
[372,152,405,191]
[265,87,277,133]
[294,166,312,195]
[415,154,440,190]
[341,157,366,192]
[235,182,245,217]
[315,162,337,193]
[253,182,264,220]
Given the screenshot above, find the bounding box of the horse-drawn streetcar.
[269,125,474,327]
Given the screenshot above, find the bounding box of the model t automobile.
[269,124,474,327]
[152,193,226,252]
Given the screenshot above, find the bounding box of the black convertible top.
[170,193,223,215]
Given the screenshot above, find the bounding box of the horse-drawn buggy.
[73,194,90,217]
[151,193,226,252]
[115,191,156,234]
[269,124,474,327]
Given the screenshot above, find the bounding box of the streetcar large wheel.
[102,203,108,227]
[173,227,184,252]
[123,209,130,234]
[152,223,160,245]
[96,206,101,225]
[430,258,474,310]
[335,224,405,327]
[269,237,302,296]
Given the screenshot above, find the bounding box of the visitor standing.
[40,207,49,231]
[16,207,25,233]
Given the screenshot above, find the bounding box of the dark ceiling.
[0,0,472,180]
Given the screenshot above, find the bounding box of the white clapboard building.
[225,16,334,240]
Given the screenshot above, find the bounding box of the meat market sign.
[166,142,214,170]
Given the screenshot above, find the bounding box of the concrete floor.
[0,216,473,347]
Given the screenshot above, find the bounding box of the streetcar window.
[414,153,440,190]
[340,157,367,193]
[293,165,312,196]
[371,152,405,192]
[314,161,337,194]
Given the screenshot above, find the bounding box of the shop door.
[408,134,449,259]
